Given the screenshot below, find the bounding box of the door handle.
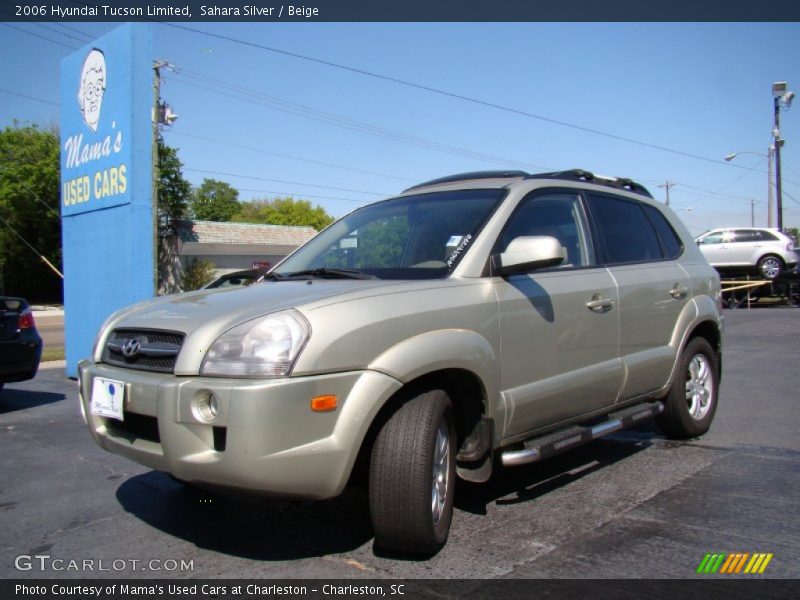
[670,284,689,299]
[586,295,614,313]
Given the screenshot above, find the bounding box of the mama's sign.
[60,24,154,377]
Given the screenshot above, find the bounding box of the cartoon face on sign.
[78,48,106,132]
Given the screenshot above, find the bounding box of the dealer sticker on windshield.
[90,377,125,421]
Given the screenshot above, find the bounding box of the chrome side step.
[500,401,664,467]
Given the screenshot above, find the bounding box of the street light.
[772,81,795,231]
[724,149,774,227]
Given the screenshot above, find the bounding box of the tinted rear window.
[587,194,664,264]
[643,205,683,259]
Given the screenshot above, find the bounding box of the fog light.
[194,391,220,423]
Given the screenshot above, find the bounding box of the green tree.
[156,138,193,295]
[0,123,62,302]
[157,136,192,225]
[233,196,333,230]
[191,178,240,222]
[180,258,216,290]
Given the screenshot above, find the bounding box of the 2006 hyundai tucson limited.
[79,169,723,555]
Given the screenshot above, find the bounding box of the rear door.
[585,194,689,400]
[727,229,762,266]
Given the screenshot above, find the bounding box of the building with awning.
[175,219,318,274]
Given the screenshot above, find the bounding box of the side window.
[587,194,664,264]
[757,230,779,241]
[699,232,724,245]
[643,205,683,259]
[732,230,759,243]
[498,192,594,267]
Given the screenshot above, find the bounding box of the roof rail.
[403,170,529,192]
[403,168,653,198]
[525,169,653,198]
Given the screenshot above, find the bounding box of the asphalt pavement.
[0,308,798,582]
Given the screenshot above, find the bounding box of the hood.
[98,279,404,368]
[109,279,399,335]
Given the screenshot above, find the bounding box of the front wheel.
[656,337,719,439]
[369,389,456,555]
[758,255,783,279]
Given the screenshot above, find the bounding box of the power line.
[33,22,92,44]
[236,187,365,204]
[50,22,95,40]
[0,23,80,50]
[163,130,415,182]
[160,23,765,172]
[0,89,59,107]
[184,168,390,196]
[168,72,551,170]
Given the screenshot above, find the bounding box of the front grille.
[102,328,184,373]
[106,412,160,443]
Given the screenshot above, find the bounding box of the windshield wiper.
[260,272,286,281]
[281,268,377,280]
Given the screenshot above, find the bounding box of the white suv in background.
[695,227,799,279]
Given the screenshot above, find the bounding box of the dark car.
[0,297,43,391]
[203,267,270,290]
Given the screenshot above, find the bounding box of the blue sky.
[1,21,799,235]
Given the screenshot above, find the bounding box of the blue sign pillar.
[60,24,154,378]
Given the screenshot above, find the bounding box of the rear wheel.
[758,255,783,279]
[369,389,456,555]
[656,337,719,439]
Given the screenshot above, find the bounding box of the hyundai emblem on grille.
[121,338,141,358]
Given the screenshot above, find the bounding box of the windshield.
[274,189,505,280]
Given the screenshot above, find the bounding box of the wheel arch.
[669,302,723,390]
[353,367,492,486]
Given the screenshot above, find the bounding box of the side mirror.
[491,236,565,277]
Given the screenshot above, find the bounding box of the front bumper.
[78,360,402,499]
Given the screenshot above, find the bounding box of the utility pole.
[772,81,795,231]
[152,60,162,295]
[767,146,774,227]
[774,95,784,231]
[750,198,756,227]
[658,181,676,206]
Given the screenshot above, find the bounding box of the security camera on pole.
[772,81,794,231]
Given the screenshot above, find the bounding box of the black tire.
[656,337,719,439]
[369,389,456,555]
[757,255,784,280]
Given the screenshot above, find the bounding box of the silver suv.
[695,227,799,279]
[79,169,723,555]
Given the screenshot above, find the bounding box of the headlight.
[200,310,310,378]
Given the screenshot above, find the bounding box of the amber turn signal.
[310,395,337,412]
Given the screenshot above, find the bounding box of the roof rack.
[403,170,529,192]
[403,168,653,198]
[525,169,653,198]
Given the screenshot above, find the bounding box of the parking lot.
[1,308,798,581]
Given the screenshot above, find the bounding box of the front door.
[494,191,622,439]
